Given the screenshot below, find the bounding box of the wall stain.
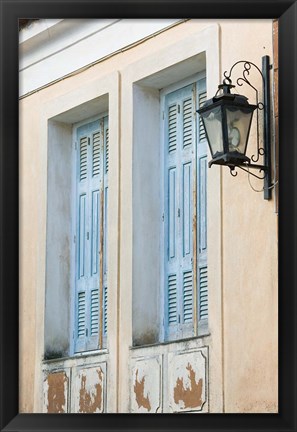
[47,372,67,413]
[134,369,151,411]
[79,369,103,413]
[173,363,203,409]
[133,330,158,347]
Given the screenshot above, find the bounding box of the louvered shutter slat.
[77,292,86,338]
[168,274,177,324]
[183,98,193,148]
[199,91,207,142]
[183,271,193,323]
[168,105,177,153]
[199,266,208,320]
[92,131,101,177]
[90,289,99,335]
[103,286,108,335]
[80,137,88,181]
[105,128,109,173]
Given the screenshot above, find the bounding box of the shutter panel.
[102,185,108,343]
[182,162,192,258]
[197,78,208,327]
[78,194,86,278]
[168,168,176,259]
[91,190,99,275]
[198,156,207,253]
[164,84,195,340]
[74,118,108,353]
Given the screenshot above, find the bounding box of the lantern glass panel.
[226,107,254,156]
[201,106,223,157]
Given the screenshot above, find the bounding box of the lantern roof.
[198,82,257,115]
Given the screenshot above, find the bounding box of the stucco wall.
[219,20,278,413]
[19,19,277,413]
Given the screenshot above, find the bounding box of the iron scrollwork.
[223,60,266,165]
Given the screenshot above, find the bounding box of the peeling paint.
[134,369,151,411]
[79,369,103,413]
[46,372,67,413]
[131,358,161,413]
[173,363,203,409]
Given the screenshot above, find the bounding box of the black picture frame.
[1,1,296,431]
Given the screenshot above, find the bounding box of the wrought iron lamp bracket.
[222,56,272,199]
[228,164,267,180]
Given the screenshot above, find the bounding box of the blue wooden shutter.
[75,129,91,353]
[87,125,102,351]
[102,117,109,344]
[180,90,195,338]
[197,79,208,325]
[165,95,179,339]
[164,84,195,340]
[74,118,107,353]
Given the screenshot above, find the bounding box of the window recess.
[74,116,109,353]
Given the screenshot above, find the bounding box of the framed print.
[1,1,297,431]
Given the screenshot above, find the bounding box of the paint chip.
[46,372,68,413]
[134,369,151,412]
[173,363,203,409]
[79,369,103,413]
